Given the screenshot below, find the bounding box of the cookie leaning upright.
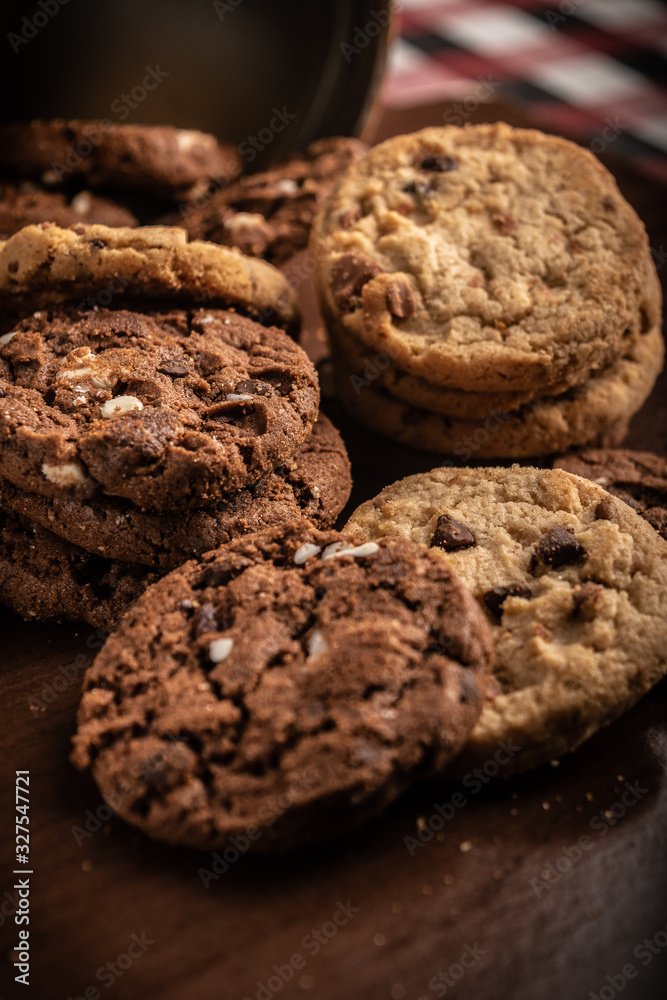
[311,123,650,394]
[344,466,667,773]
[71,521,494,852]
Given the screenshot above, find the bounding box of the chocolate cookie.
[0,307,319,509]
[0,224,300,334]
[344,466,667,774]
[0,415,351,568]
[0,508,157,630]
[0,181,137,239]
[0,121,241,201]
[554,449,667,540]
[70,521,494,852]
[183,137,367,266]
[311,123,650,393]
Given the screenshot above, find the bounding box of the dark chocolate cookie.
[0,180,137,239]
[71,521,494,852]
[183,137,367,265]
[0,121,241,201]
[0,415,351,568]
[0,307,319,510]
[554,448,667,540]
[0,509,157,630]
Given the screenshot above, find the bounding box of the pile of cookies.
[312,123,663,457]
[0,223,351,628]
[0,119,242,236]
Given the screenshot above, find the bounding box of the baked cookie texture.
[554,448,667,541]
[71,521,494,852]
[0,415,351,568]
[184,137,368,265]
[331,264,662,421]
[344,466,667,774]
[0,182,137,239]
[335,324,662,457]
[0,224,300,333]
[0,307,319,509]
[311,123,650,393]
[0,121,241,200]
[0,508,158,630]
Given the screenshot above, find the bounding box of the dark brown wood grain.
[1,100,667,1000]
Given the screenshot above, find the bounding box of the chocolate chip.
[430,514,476,551]
[158,361,190,377]
[7,260,18,274]
[234,378,274,397]
[330,253,384,310]
[90,239,107,249]
[420,155,457,172]
[572,583,604,621]
[372,495,387,509]
[529,524,584,572]
[594,498,615,520]
[602,196,615,211]
[483,583,532,620]
[492,214,520,234]
[386,280,418,319]
[194,602,218,636]
[339,207,361,228]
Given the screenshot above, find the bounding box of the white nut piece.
[41,461,87,487]
[209,638,234,663]
[100,395,143,418]
[322,541,380,560]
[225,393,254,402]
[307,629,328,660]
[0,331,17,345]
[275,179,299,194]
[90,371,118,390]
[71,191,93,215]
[293,543,322,565]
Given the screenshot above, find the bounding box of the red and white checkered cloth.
[383,0,667,181]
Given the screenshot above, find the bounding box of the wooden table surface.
[1,101,667,1000]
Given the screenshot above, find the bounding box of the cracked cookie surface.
[344,466,667,773]
[312,123,650,392]
[0,415,351,568]
[0,307,319,509]
[71,521,494,852]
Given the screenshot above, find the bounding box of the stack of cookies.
[0,119,241,238]
[311,123,663,458]
[0,223,351,629]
